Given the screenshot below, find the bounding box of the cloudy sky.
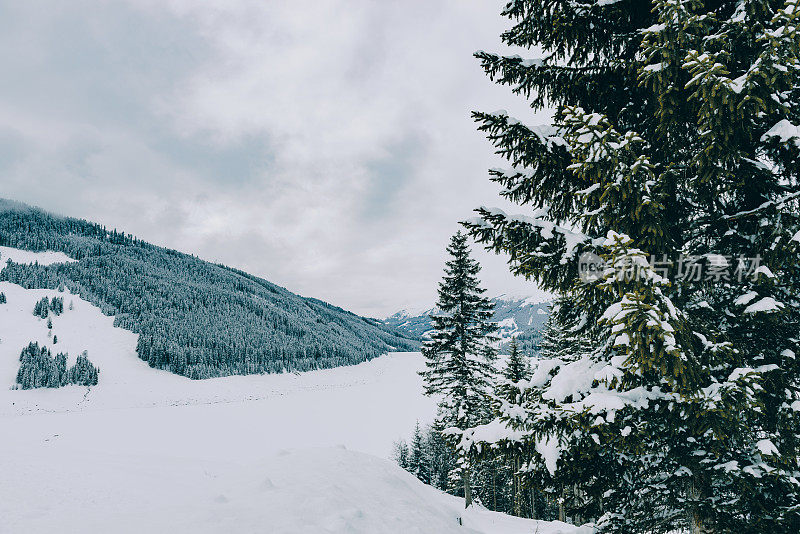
[0,0,552,317]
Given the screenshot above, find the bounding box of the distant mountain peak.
[491,291,553,307]
[383,294,552,352]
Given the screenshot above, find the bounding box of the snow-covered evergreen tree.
[500,338,529,394]
[50,296,64,315]
[420,231,498,507]
[426,421,457,492]
[496,338,530,517]
[54,351,67,386]
[69,351,99,386]
[409,421,432,485]
[33,297,49,318]
[393,440,410,470]
[463,0,800,531]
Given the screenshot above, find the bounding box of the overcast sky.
[0,0,552,317]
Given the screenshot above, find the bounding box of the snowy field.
[0,248,588,534]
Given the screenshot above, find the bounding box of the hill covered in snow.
[0,275,587,533]
[5,445,591,534]
[0,199,417,379]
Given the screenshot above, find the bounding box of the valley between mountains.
[0,244,583,534]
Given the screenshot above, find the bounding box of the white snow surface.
[493,291,553,307]
[743,296,784,314]
[0,245,76,266]
[761,119,800,145]
[0,248,586,534]
[1,441,588,534]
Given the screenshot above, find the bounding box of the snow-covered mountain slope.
[0,272,588,533]
[0,200,419,379]
[384,293,552,348]
[0,278,437,433]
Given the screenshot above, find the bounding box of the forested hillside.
[0,199,418,379]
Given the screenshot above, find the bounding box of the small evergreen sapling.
[393,440,410,470]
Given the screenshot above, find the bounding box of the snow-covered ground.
[0,245,76,266]
[0,247,588,534]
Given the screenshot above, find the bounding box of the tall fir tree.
[463,0,800,532]
[420,230,498,507]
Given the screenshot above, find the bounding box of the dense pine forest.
[0,199,418,379]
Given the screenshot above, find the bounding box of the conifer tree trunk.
[512,457,522,517]
[491,465,497,511]
[688,478,715,534]
[463,469,472,508]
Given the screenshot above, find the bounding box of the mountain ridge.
[383,293,551,352]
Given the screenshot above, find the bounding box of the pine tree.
[409,421,431,484]
[463,0,800,531]
[501,339,528,391]
[537,298,591,363]
[420,231,498,507]
[393,440,410,470]
[0,291,6,304]
[426,421,456,492]
[50,296,64,315]
[54,352,67,386]
[495,338,530,517]
[68,351,99,386]
[33,297,49,318]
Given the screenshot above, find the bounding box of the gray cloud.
[0,0,552,317]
